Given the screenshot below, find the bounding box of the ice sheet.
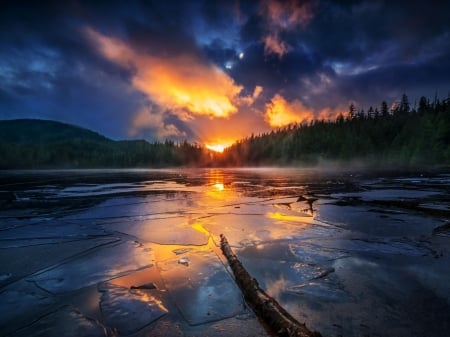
[8,306,107,337]
[158,249,245,325]
[31,240,153,293]
[98,282,167,335]
[1,168,450,337]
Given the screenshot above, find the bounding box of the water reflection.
[2,168,450,337]
[266,211,312,223]
[214,182,224,191]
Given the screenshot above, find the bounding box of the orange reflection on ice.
[191,223,211,237]
[110,268,154,288]
[204,170,229,201]
[205,183,228,201]
[266,211,312,223]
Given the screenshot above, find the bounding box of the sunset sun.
[205,143,228,153]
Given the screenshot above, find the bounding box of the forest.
[0,119,206,168]
[0,93,449,169]
[220,94,450,168]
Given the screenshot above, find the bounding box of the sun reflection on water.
[214,182,224,191]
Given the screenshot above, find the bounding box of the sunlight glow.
[205,143,228,153]
[214,183,224,191]
[265,94,314,127]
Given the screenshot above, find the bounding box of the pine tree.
[400,93,410,113]
[381,101,389,117]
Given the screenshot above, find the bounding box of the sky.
[1,0,449,147]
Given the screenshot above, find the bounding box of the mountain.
[0,119,207,169]
[0,119,111,144]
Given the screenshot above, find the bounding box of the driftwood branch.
[220,234,322,337]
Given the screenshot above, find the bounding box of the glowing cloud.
[239,85,264,106]
[85,27,243,120]
[265,94,314,127]
[261,0,315,58]
[317,107,346,121]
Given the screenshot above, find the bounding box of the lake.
[1,168,449,337]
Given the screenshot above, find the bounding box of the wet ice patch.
[172,248,193,255]
[316,203,441,236]
[321,238,432,257]
[0,289,54,333]
[65,193,196,223]
[287,281,348,302]
[239,253,350,306]
[158,250,245,325]
[201,214,313,248]
[56,181,195,199]
[291,237,432,260]
[0,272,12,281]
[289,242,349,263]
[332,189,440,201]
[0,220,110,247]
[8,306,107,337]
[106,217,209,245]
[98,282,167,335]
[31,240,153,293]
[432,222,450,237]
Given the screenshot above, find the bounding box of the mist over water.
[1,168,449,337]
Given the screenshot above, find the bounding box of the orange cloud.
[261,0,315,58]
[263,34,289,58]
[239,85,264,106]
[316,107,347,121]
[264,0,314,29]
[265,94,314,127]
[85,27,243,120]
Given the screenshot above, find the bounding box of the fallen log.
[220,234,322,337]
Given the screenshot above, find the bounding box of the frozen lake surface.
[1,168,450,336]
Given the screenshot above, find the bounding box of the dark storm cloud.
[0,0,449,140]
[230,42,324,96]
[302,0,450,63]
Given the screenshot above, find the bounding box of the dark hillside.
[0,119,111,144]
[0,119,208,169]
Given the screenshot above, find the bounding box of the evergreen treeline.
[1,93,449,169]
[220,94,450,167]
[0,119,209,168]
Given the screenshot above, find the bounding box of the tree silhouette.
[381,101,389,117]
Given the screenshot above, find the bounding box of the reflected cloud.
[266,276,288,299]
